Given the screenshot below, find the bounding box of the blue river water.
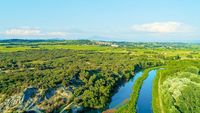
[109,71,143,109]
[136,70,157,113]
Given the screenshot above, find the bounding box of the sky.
[0,0,200,42]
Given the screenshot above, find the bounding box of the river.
[136,70,157,113]
[108,69,158,113]
[108,71,143,109]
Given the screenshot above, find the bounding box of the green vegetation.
[118,60,200,113]
[117,67,161,113]
[153,60,200,113]
[0,42,164,112]
[152,69,162,113]
[0,39,199,113]
[0,45,38,52]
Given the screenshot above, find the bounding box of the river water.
[136,70,157,113]
[108,69,157,113]
[108,71,143,109]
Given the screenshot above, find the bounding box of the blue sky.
[0,0,200,42]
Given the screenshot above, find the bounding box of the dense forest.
[0,40,199,113]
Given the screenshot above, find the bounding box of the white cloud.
[131,21,192,33]
[2,28,69,37]
[4,28,41,36]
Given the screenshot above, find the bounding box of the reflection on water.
[109,71,143,109]
[136,70,157,113]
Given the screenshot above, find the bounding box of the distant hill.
[0,39,96,46]
[0,39,199,50]
[0,39,63,43]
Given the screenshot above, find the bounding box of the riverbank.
[152,60,200,113]
[79,71,144,113]
[152,69,164,113]
[117,67,161,113]
[109,71,143,109]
